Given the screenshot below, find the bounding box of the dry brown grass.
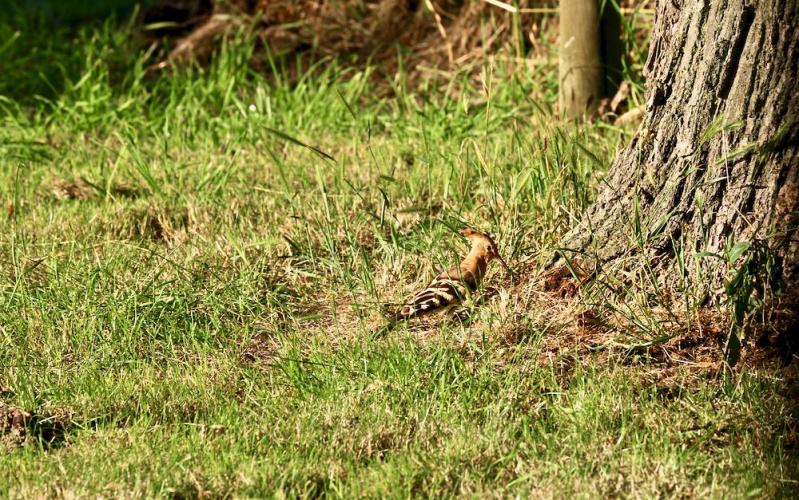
[143,0,557,86]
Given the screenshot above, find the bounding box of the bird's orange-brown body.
[389,228,510,320]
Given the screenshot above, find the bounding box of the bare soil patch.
[50,178,139,201]
[1,402,77,452]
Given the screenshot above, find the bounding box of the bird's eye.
[486,245,493,253]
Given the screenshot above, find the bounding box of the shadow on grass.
[0,1,146,103]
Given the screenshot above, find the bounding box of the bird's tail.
[369,304,405,339]
[371,320,397,339]
[381,303,411,322]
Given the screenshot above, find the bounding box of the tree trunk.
[559,0,603,118]
[561,0,799,300]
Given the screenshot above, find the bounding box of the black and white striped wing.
[395,277,470,320]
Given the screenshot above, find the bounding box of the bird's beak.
[495,253,513,276]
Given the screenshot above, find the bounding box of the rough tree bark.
[561,0,799,300]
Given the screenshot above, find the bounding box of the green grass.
[1,13,797,498]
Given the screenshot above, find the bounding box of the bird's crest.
[459,227,508,269]
[460,227,498,247]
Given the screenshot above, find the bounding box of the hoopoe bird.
[386,228,511,321]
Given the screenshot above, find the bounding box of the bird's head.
[460,227,511,273]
